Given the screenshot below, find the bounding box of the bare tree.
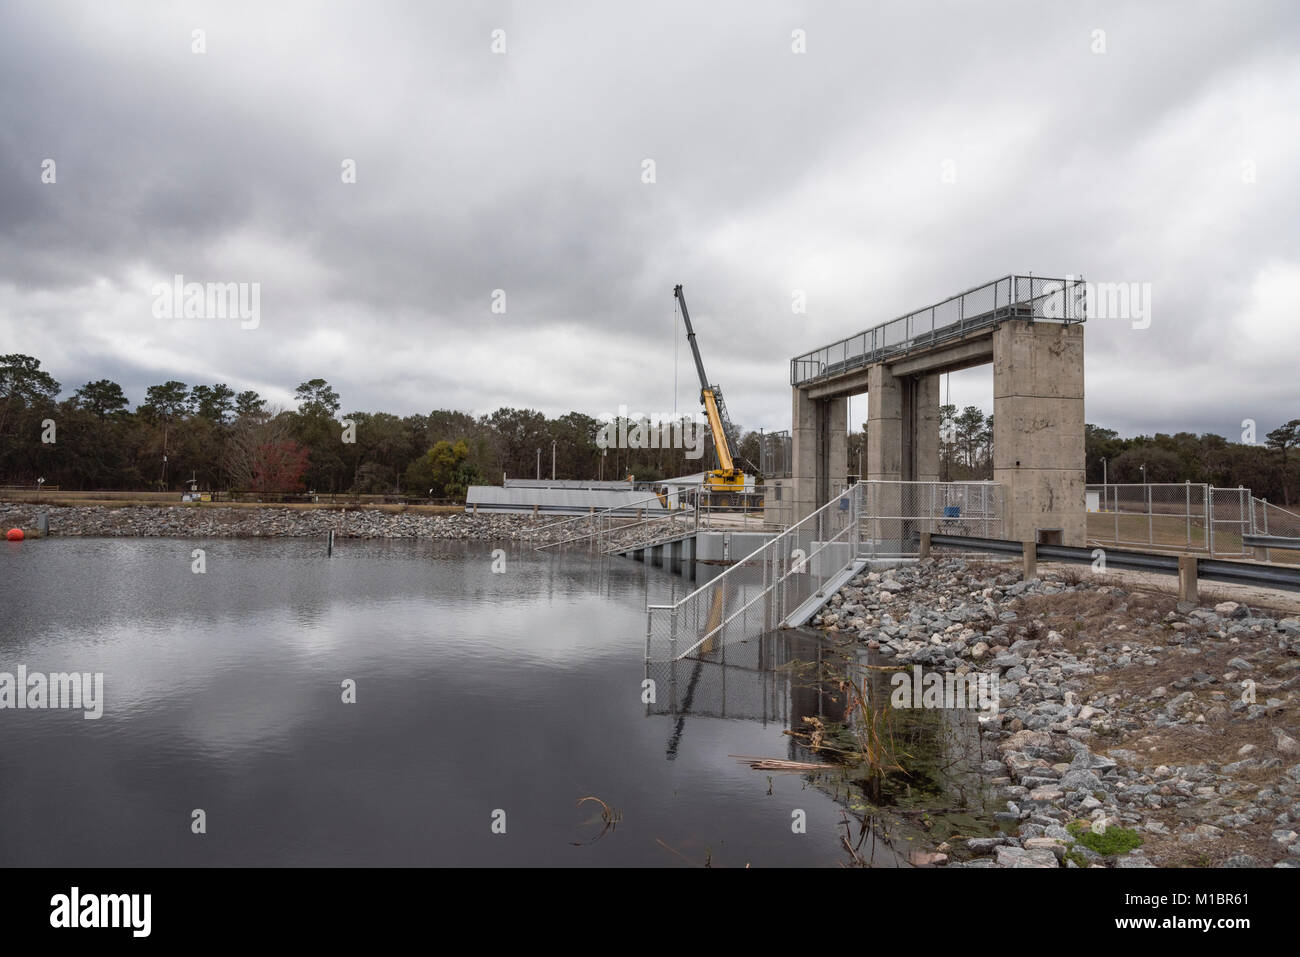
[225,407,292,491]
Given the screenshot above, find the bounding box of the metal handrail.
[526,487,696,550]
[790,274,1086,386]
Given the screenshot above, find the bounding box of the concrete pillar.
[791,387,818,523]
[866,364,902,482]
[993,320,1086,545]
[868,365,941,552]
[826,396,848,501]
[914,373,941,483]
[790,389,848,522]
[867,366,939,482]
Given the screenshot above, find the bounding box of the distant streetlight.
[552,440,557,482]
[536,448,541,481]
[1101,456,1107,487]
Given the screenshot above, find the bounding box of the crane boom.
[674,284,712,401]
[673,284,742,479]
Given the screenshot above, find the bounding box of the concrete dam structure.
[788,274,1088,545]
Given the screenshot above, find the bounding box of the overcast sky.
[2,1,1298,440]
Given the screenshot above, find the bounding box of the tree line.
[0,354,762,498]
[3,354,1296,505]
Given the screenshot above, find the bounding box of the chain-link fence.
[1250,497,1300,564]
[1085,483,1300,562]
[860,481,1002,556]
[1209,486,1252,557]
[1087,483,1210,551]
[758,430,792,479]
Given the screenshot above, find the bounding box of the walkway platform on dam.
[790,274,1086,389]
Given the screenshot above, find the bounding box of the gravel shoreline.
[0,501,560,542]
[812,556,1300,868]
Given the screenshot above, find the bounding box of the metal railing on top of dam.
[791,274,1087,386]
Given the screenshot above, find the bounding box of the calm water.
[0,537,898,867]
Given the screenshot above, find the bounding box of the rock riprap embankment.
[813,557,1300,868]
[0,501,569,543]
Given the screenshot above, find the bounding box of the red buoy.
[6,528,23,541]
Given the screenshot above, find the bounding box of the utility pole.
[552,440,556,481]
[536,448,541,481]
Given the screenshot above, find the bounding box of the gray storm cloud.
[1,0,1298,438]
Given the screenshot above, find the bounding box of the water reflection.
[1,538,863,867]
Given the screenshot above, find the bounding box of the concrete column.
[867,365,903,551]
[914,373,941,483]
[826,396,848,500]
[867,363,902,482]
[992,320,1086,545]
[791,387,818,523]
[790,389,848,522]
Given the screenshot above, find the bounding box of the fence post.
[763,544,772,630]
[1147,483,1153,545]
[1112,484,1118,543]
[1261,497,1270,563]
[919,531,931,559]
[1209,487,1215,555]
[851,483,860,557]
[1022,540,1036,580]
[1178,554,1199,604]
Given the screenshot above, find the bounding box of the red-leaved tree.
[251,439,310,494]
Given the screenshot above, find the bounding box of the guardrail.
[1243,533,1300,565]
[925,532,1300,597]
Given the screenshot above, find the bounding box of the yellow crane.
[673,284,754,500]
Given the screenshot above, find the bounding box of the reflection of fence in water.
[646,633,991,815]
[645,630,844,728]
